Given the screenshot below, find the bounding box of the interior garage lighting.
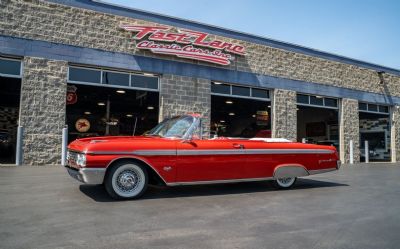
[225,100,233,104]
[97,102,105,106]
[84,111,91,115]
[267,105,271,108]
[126,114,133,117]
[147,106,154,110]
[220,120,225,123]
[143,73,155,77]
[252,114,256,118]
[316,95,323,98]
[213,82,223,85]
[228,112,235,116]
[116,90,125,94]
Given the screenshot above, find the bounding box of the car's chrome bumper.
[65,166,106,184]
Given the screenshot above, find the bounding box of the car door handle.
[233,143,244,149]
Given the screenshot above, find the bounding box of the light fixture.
[143,73,155,77]
[225,100,233,104]
[267,105,271,108]
[84,111,91,115]
[147,106,154,110]
[220,120,225,123]
[97,102,105,106]
[116,90,125,94]
[228,112,235,116]
[213,82,223,85]
[316,95,323,99]
[252,114,256,118]
[126,114,133,117]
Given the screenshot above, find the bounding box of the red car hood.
[68,136,174,153]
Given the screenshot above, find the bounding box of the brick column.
[159,74,211,135]
[339,98,360,164]
[20,57,67,165]
[391,105,400,162]
[272,89,297,141]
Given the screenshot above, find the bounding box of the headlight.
[76,153,86,167]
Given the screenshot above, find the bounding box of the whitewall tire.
[275,177,297,189]
[105,162,148,199]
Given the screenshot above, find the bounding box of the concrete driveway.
[0,164,400,249]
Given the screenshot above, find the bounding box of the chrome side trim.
[86,149,333,156]
[167,177,274,186]
[177,149,245,155]
[308,168,337,175]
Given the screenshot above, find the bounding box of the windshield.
[146,116,194,138]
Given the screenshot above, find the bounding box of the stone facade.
[20,57,67,165]
[391,106,400,162]
[1,0,400,98]
[339,99,360,164]
[159,74,211,136]
[272,89,297,141]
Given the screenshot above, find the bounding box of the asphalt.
[0,163,400,249]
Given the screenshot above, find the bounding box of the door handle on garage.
[233,143,244,149]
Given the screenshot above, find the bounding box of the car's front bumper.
[65,166,106,184]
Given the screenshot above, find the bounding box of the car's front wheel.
[275,177,297,189]
[105,162,148,200]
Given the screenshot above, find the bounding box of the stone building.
[0,0,399,165]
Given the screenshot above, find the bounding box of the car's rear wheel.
[105,162,148,200]
[275,177,297,189]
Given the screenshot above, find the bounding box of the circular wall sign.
[75,118,90,133]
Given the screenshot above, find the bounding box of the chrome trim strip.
[308,168,337,175]
[177,149,245,155]
[65,167,106,184]
[86,149,333,156]
[167,177,274,186]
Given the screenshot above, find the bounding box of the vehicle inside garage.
[210,82,271,138]
[296,94,339,150]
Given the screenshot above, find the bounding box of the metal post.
[61,126,68,166]
[364,140,369,163]
[16,126,23,166]
[349,139,354,164]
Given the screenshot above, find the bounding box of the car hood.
[68,136,176,153]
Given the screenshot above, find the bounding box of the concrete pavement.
[0,163,400,249]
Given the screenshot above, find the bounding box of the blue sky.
[104,0,400,69]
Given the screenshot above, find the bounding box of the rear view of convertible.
[66,114,341,199]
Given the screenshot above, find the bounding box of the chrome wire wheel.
[275,177,296,188]
[107,163,148,199]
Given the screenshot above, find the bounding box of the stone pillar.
[19,57,67,165]
[272,89,297,141]
[339,98,360,164]
[391,105,400,162]
[159,74,211,135]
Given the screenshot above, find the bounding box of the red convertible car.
[66,114,341,199]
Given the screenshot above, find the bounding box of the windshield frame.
[146,115,200,140]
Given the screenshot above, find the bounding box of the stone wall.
[391,106,400,162]
[339,99,360,163]
[1,0,400,97]
[20,57,67,165]
[272,89,297,141]
[159,74,211,136]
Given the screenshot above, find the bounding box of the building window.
[296,94,338,109]
[102,71,129,86]
[0,58,22,78]
[69,67,101,84]
[211,82,270,100]
[359,102,389,114]
[68,66,159,91]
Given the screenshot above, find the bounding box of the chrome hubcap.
[116,170,140,193]
[279,178,293,184]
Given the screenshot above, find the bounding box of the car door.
[175,139,246,182]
